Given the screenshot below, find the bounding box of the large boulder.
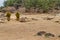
[0,13,7,23]
[0,13,6,18]
[20,17,30,22]
[0,19,5,23]
[0,18,6,23]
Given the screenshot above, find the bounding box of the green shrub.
[6,12,11,21]
[15,12,20,21]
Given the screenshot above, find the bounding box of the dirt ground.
[0,13,60,40]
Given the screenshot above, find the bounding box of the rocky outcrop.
[43,16,54,20]
[1,7,16,13]
[0,18,6,23]
[0,13,6,23]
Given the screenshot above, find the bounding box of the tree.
[3,0,60,13]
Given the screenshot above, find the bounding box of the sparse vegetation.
[15,12,20,21]
[0,0,60,39]
[6,12,11,21]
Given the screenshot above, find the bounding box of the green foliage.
[6,12,11,21]
[15,12,20,21]
[0,6,4,12]
[4,0,15,7]
[56,0,60,8]
[4,0,23,7]
[4,0,60,12]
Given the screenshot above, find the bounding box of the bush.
[6,12,11,21]
[15,12,20,21]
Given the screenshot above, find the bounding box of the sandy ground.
[0,13,60,40]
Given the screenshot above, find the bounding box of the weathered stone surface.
[0,17,7,23]
[2,7,16,13]
[43,16,54,20]
[20,17,30,22]
[45,33,55,37]
[20,17,38,22]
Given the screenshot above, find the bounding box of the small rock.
[37,31,46,36]
[58,35,60,38]
[45,33,55,37]
[0,20,5,23]
[20,17,30,22]
[43,16,54,20]
[47,18,53,20]
[55,21,60,23]
[32,18,38,21]
[0,18,6,23]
